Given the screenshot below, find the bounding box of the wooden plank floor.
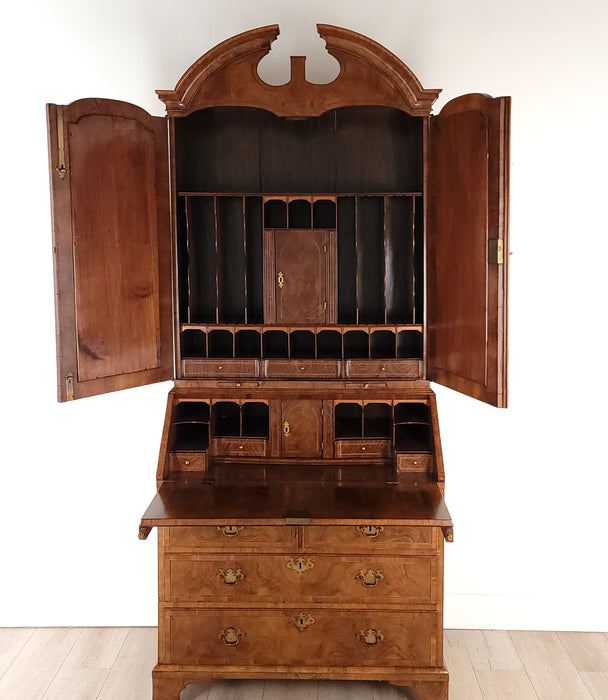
[0,628,607,699]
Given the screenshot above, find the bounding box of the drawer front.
[264,359,340,378]
[169,452,206,472]
[164,554,436,607]
[162,608,437,667]
[211,437,269,457]
[302,525,438,555]
[396,453,434,473]
[182,359,259,378]
[334,439,391,458]
[345,359,422,379]
[165,526,297,552]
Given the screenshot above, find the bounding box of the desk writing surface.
[141,472,452,527]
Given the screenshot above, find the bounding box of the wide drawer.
[163,554,436,607]
[301,525,439,554]
[161,608,437,667]
[334,439,392,458]
[345,359,422,379]
[163,526,297,552]
[263,359,340,378]
[211,437,269,457]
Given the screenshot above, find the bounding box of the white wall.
[2,0,607,630]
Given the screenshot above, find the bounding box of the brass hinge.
[489,238,504,265]
[55,106,68,180]
[65,372,74,401]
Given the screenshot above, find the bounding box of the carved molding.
[157,24,441,117]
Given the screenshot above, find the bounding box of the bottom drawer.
[162,608,437,667]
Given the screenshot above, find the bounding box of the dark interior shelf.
[181,327,423,361]
[334,401,433,450]
[174,103,424,335]
[211,401,270,439]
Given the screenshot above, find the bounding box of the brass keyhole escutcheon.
[287,557,314,574]
[358,628,384,646]
[219,627,243,645]
[283,421,291,438]
[218,568,245,586]
[277,271,285,289]
[357,525,384,538]
[290,613,315,631]
[356,569,384,588]
[217,526,244,537]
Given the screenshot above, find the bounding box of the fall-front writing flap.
[48,99,173,401]
[427,94,510,408]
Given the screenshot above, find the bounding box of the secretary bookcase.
[48,24,509,700]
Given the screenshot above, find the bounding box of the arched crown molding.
[157,24,441,117]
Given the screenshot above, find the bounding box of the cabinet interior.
[175,106,425,372]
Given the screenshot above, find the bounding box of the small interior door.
[48,99,172,401]
[264,229,336,324]
[427,93,510,408]
[281,400,323,458]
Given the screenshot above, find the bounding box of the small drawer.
[182,359,259,378]
[264,359,340,378]
[217,381,260,388]
[164,525,297,552]
[211,437,269,457]
[301,525,438,554]
[334,439,392,458]
[396,453,434,473]
[170,452,206,472]
[345,359,422,379]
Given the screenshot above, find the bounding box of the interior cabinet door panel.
[428,93,509,408]
[48,99,172,401]
[281,400,323,458]
[265,229,336,324]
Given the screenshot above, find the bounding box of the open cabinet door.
[428,93,510,408]
[47,99,173,401]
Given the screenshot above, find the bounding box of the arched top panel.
[157,24,441,117]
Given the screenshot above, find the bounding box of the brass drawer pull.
[358,628,384,646]
[287,557,314,574]
[283,421,291,438]
[278,270,285,288]
[356,569,384,587]
[290,612,315,631]
[218,568,244,586]
[219,627,243,645]
[217,526,244,537]
[357,525,384,538]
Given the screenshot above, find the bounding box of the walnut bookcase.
[48,23,509,700]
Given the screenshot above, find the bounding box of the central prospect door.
[264,229,337,324]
